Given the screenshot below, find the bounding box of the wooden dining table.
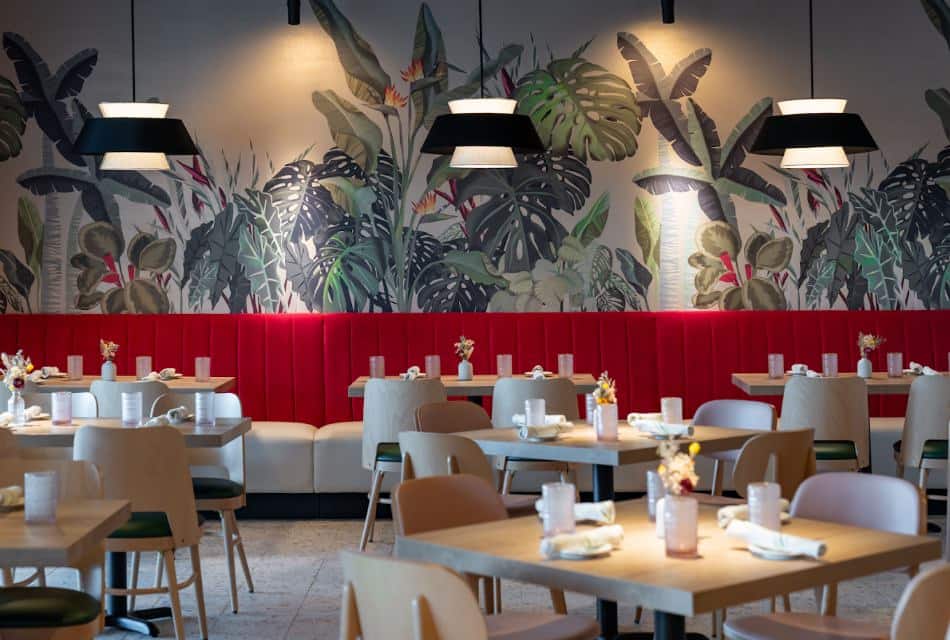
[31,374,236,393]
[347,373,598,398]
[731,371,946,396]
[10,416,252,449]
[396,500,941,640]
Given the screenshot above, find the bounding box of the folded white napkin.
[790,363,809,375]
[0,412,11,427]
[540,524,624,559]
[0,485,23,506]
[27,370,43,382]
[530,365,545,379]
[145,415,169,426]
[519,425,560,440]
[627,412,662,422]
[143,368,179,381]
[629,419,693,437]
[805,370,821,378]
[401,365,422,381]
[923,366,939,376]
[512,414,569,427]
[907,361,924,375]
[145,405,191,427]
[535,499,615,525]
[41,366,61,377]
[717,500,790,528]
[725,519,826,559]
[141,371,160,381]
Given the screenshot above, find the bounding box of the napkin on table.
[627,412,662,422]
[535,499,615,525]
[518,425,560,440]
[0,485,23,506]
[907,361,924,375]
[512,414,570,428]
[725,519,826,559]
[530,365,546,380]
[923,366,939,376]
[401,365,422,381]
[41,366,61,377]
[628,419,693,437]
[0,412,11,427]
[717,499,790,528]
[540,524,624,559]
[145,406,191,427]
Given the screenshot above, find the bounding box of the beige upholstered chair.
[360,378,446,551]
[73,425,208,640]
[393,474,570,619]
[693,400,777,495]
[491,378,579,494]
[24,391,98,418]
[89,380,168,419]
[780,376,869,471]
[340,550,598,640]
[893,375,950,491]
[730,428,816,500]
[416,400,494,434]
[724,557,950,640]
[399,432,536,516]
[141,392,252,614]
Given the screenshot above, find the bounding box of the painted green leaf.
[18,167,122,232]
[688,251,718,269]
[879,151,950,241]
[409,3,448,131]
[715,168,786,208]
[696,221,740,259]
[743,276,787,310]
[314,234,384,311]
[694,265,725,294]
[798,219,829,287]
[901,237,950,309]
[75,257,106,295]
[743,231,770,267]
[16,197,42,279]
[264,159,349,246]
[719,285,745,310]
[854,226,898,310]
[309,0,391,105]
[557,235,586,263]
[616,247,652,301]
[136,238,177,273]
[125,279,170,314]
[206,204,244,308]
[571,192,610,247]
[921,0,950,50]
[692,290,722,309]
[238,223,282,313]
[633,166,711,196]
[0,75,26,161]
[516,57,641,162]
[0,249,33,303]
[75,291,103,311]
[634,198,660,273]
[78,221,124,260]
[805,257,836,309]
[126,232,155,269]
[533,260,584,307]
[753,237,793,272]
[720,98,773,173]
[101,288,126,313]
[685,98,720,175]
[925,88,950,140]
[436,250,505,287]
[821,204,858,305]
[417,267,496,312]
[527,153,591,213]
[312,90,383,173]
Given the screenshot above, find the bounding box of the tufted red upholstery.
[2,311,947,425]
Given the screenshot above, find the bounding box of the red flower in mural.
[384,85,407,108]
[412,192,437,215]
[400,59,423,82]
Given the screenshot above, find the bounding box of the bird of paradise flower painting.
[0,0,947,314]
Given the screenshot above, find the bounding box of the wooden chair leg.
[222,509,239,613]
[500,467,514,496]
[634,606,643,624]
[129,551,140,611]
[191,545,209,640]
[359,469,384,552]
[162,550,186,640]
[154,551,164,590]
[782,593,792,611]
[711,460,723,496]
[711,609,719,637]
[919,468,930,491]
[549,589,567,614]
[481,577,494,614]
[36,569,45,587]
[1,568,12,586]
[493,577,502,613]
[821,583,838,616]
[230,511,254,593]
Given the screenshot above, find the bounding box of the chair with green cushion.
[780,376,869,472]
[894,375,950,495]
[0,586,101,639]
[359,377,446,551]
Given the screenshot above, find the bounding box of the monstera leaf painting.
[417,249,503,312]
[312,90,383,173]
[0,76,26,160]
[516,56,641,162]
[879,147,950,243]
[264,159,349,247]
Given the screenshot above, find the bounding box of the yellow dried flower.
[688,442,701,456]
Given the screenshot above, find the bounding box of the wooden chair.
[693,400,777,496]
[360,378,446,552]
[780,376,869,471]
[23,391,98,418]
[724,561,950,640]
[490,378,578,494]
[399,431,536,516]
[893,376,949,495]
[340,551,598,640]
[89,380,168,419]
[137,392,253,614]
[393,474,568,617]
[73,425,208,640]
[415,401,494,434]
[0,586,103,640]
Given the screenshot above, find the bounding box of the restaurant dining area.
[1,0,950,639]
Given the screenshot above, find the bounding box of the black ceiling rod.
[661,0,675,24]
[288,0,301,25]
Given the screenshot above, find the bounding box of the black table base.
[105,551,172,637]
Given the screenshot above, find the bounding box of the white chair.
[360,378,446,551]
[89,380,168,419]
[694,400,776,495]
[24,391,98,418]
[73,425,208,640]
[780,376,869,471]
[490,378,578,494]
[893,375,950,492]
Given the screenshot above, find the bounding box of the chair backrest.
[693,399,776,431]
[731,428,816,499]
[0,429,16,458]
[73,425,201,546]
[790,472,925,536]
[399,432,494,485]
[150,392,242,418]
[0,458,102,500]
[780,376,870,468]
[362,378,446,469]
[890,562,950,640]
[393,474,508,536]
[491,377,579,428]
[415,401,493,434]
[23,391,98,418]
[899,375,950,467]
[340,551,487,640]
[89,380,169,419]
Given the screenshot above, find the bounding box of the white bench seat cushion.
[245,421,317,493]
[314,422,397,493]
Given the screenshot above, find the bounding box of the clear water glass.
[496,354,513,378]
[195,356,212,382]
[195,391,215,427]
[121,392,143,427]
[584,393,596,424]
[135,356,152,380]
[525,398,546,427]
[24,471,58,523]
[887,352,903,378]
[821,353,839,378]
[424,354,441,379]
[767,353,784,379]
[557,353,574,378]
[661,397,683,424]
[67,355,83,381]
[541,482,576,537]
[368,355,385,379]
[647,470,665,522]
[51,392,72,426]
[748,482,782,531]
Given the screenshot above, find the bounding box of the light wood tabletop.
[347,373,598,398]
[396,500,941,619]
[731,371,946,396]
[462,425,757,467]
[0,498,131,568]
[31,375,236,393]
[9,417,251,448]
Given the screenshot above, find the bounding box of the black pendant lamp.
[74,0,196,170]
[750,0,876,168]
[421,0,543,168]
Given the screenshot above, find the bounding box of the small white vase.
[594,404,618,441]
[664,495,699,558]
[457,359,473,381]
[101,360,117,381]
[857,357,872,379]
[7,390,25,426]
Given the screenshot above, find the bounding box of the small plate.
[902,369,923,376]
[748,544,801,561]
[523,371,554,377]
[558,543,613,560]
[0,498,24,512]
[28,413,51,421]
[524,434,559,443]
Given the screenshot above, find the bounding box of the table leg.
[104,551,171,637]
[592,464,619,638]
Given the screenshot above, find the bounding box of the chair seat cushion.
[814,440,858,461]
[109,511,172,539]
[724,612,887,640]
[486,612,600,640]
[502,493,538,516]
[892,439,948,460]
[245,421,317,494]
[0,587,101,628]
[192,477,244,500]
[376,442,401,462]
